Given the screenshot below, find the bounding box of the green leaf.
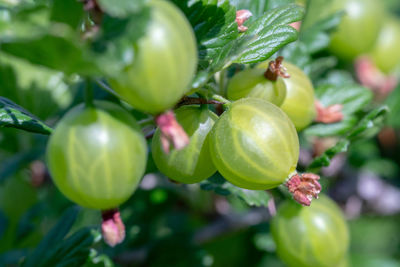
[0,5,50,40]
[0,63,18,102]
[91,9,150,78]
[351,254,400,267]
[306,56,337,80]
[0,1,148,77]
[300,0,336,31]
[279,41,310,70]
[305,84,373,137]
[0,97,53,135]
[1,33,101,76]
[0,57,73,119]
[84,249,115,267]
[300,11,343,53]
[385,84,400,128]
[172,0,238,69]
[234,4,304,64]
[0,149,43,182]
[50,0,84,29]
[229,0,268,19]
[346,106,389,141]
[0,210,7,240]
[201,174,271,207]
[176,1,302,87]
[0,250,28,266]
[97,0,145,18]
[224,183,271,207]
[279,8,342,80]
[308,139,349,170]
[279,42,338,80]
[170,0,240,88]
[38,228,102,267]
[308,107,388,171]
[230,0,296,21]
[192,35,253,88]
[22,206,81,267]
[316,70,355,87]
[210,35,254,71]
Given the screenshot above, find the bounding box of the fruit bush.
[1,0,400,266]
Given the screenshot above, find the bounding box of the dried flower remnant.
[315,100,344,124]
[155,110,189,154]
[264,56,290,81]
[286,173,321,206]
[101,209,125,247]
[236,10,252,32]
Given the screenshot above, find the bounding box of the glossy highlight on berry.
[109,0,198,114]
[258,62,316,130]
[329,0,384,60]
[227,68,287,106]
[272,195,349,267]
[209,98,299,190]
[152,105,218,183]
[369,17,400,74]
[46,101,147,210]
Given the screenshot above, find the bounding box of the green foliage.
[305,84,373,136]
[201,174,271,207]
[234,4,303,64]
[385,84,400,128]
[22,207,101,267]
[1,34,100,75]
[174,0,303,88]
[308,106,389,171]
[96,0,145,18]
[173,0,238,68]
[0,0,398,265]
[0,97,52,135]
[0,149,43,182]
[50,0,84,28]
[0,0,149,78]
[280,8,343,77]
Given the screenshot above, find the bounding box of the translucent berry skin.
[209,98,299,190]
[109,0,197,114]
[281,63,316,130]
[271,195,350,267]
[227,68,287,106]
[258,62,316,131]
[46,101,147,210]
[369,17,400,74]
[329,0,384,60]
[152,106,218,183]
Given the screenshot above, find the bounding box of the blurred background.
[1,0,400,266]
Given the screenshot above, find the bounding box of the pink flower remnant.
[155,110,189,154]
[355,56,397,99]
[236,10,253,32]
[286,173,321,206]
[315,100,344,124]
[101,209,126,247]
[289,21,301,31]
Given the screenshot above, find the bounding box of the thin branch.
[176,96,222,107]
[144,127,156,139]
[95,79,121,98]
